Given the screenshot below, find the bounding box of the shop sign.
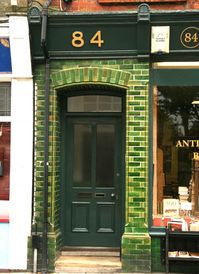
[29,13,199,59]
[180,27,199,49]
[29,13,148,59]
[45,20,138,57]
[150,23,199,58]
[151,26,170,53]
[162,24,199,53]
[193,152,199,160]
[0,38,12,73]
[175,139,199,160]
[176,140,199,147]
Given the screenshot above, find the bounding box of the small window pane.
[0,83,11,116]
[73,124,92,187]
[96,124,115,187]
[68,95,122,112]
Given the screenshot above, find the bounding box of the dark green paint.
[61,116,124,247]
[29,11,199,60]
[152,69,199,86]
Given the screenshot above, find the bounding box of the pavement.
[0,270,185,273]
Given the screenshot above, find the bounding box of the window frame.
[67,94,122,113]
[149,66,199,233]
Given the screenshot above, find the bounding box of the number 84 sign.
[180,27,199,49]
[71,30,104,48]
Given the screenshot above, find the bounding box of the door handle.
[111,193,118,200]
[95,193,106,198]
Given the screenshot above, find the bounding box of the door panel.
[96,202,115,233]
[63,117,123,247]
[71,202,90,232]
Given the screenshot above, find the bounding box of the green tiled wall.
[151,237,165,273]
[31,59,151,272]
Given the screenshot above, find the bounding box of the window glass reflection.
[73,124,92,187]
[68,95,122,112]
[153,87,199,227]
[96,124,115,187]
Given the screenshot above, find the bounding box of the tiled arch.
[51,67,131,89]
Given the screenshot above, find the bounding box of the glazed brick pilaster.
[121,61,151,273]
[151,237,165,272]
[125,62,149,232]
[122,233,151,272]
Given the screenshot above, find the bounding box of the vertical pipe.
[40,1,52,273]
[33,248,38,274]
[41,58,50,274]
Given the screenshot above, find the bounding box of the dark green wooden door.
[62,116,123,247]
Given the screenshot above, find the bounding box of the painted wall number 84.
[71,31,104,48]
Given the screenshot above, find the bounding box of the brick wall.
[48,0,199,11]
[0,0,11,14]
[0,0,28,15]
[31,58,150,272]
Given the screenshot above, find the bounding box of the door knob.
[111,193,118,200]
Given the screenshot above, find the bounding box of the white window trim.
[0,75,12,81]
[153,61,199,69]
[0,116,11,122]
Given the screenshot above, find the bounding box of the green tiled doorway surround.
[31,59,150,272]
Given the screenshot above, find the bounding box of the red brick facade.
[51,0,199,11]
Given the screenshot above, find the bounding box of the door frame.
[59,89,126,247]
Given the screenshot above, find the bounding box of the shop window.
[0,83,11,200]
[153,86,199,229]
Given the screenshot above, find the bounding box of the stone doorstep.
[0,272,184,274]
[0,269,187,274]
[55,272,182,274]
[55,255,121,273]
[55,268,121,273]
[61,247,120,257]
[61,250,120,257]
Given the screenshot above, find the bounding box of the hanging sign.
[151,26,170,53]
[0,38,12,73]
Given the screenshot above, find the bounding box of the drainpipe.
[40,1,52,273]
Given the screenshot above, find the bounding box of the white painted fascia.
[9,16,32,78]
